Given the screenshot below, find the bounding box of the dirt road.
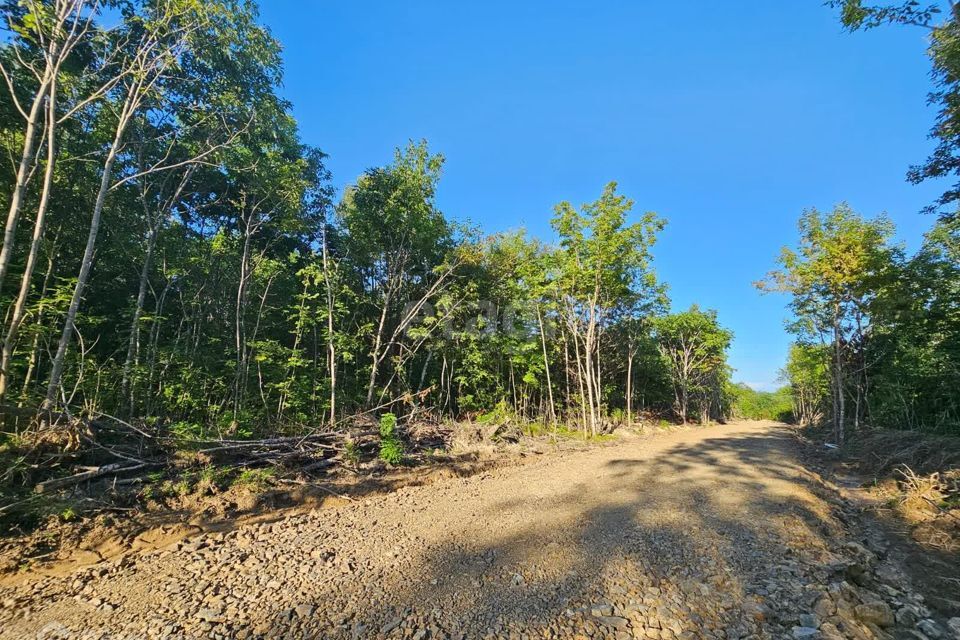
[1,421,954,639]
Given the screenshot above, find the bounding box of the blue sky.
[258,1,944,391]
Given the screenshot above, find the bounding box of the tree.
[782,343,830,426]
[551,182,664,435]
[758,204,898,443]
[653,306,732,424]
[830,0,960,216]
[43,0,222,408]
[338,140,458,410]
[0,0,738,451]
[867,217,960,431]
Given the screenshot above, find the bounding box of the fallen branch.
[34,462,157,494]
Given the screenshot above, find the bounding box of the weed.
[233,467,275,489]
[476,400,512,425]
[343,440,361,466]
[169,421,204,442]
[378,413,404,465]
[160,478,192,497]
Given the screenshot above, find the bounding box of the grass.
[233,467,275,489]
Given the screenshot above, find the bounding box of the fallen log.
[196,436,338,455]
[300,458,338,474]
[34,462,155,494]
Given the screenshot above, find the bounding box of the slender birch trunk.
[321,227,337,424]
[365,290,392,407]
[0,66,54,297]
[43,106,127,410]
[536,304,555,423]
[0,73,59,398]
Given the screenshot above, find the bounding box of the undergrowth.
[378,413,405,465]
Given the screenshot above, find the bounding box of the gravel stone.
[0,422,950,640]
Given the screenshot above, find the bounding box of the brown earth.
[1,421,958,640]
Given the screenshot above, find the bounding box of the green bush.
[378,413,404,465]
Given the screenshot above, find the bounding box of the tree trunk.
[43,122,124,410]
[233,208,256,421]
[365,290,392,407]
[321,227,337,424]
[626,340,634,427]
[833,310,845,445]
[584,317,598,437]
[536,304,555,423]
[0,75,59,398]
[120,220,159,413]
[0,65,53,297]
[19,228,60,401]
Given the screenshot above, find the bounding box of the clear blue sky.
[258,1,944,391]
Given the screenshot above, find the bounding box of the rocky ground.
[1,421,958,640]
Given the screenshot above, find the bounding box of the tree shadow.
[243,425,847,638]
[8,424,951,639]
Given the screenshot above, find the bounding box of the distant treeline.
[729,385,793,423]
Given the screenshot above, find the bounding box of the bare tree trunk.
[121,169,191,412]
[233,209,255,421]
[0,0,99,296]
[0,75,59,398]
[121,220,158,413]
[536,304,555,423]
[569,319,588,435]
[626,340,634,427]
[0,65,53,297]
[584,322,598,436]
[365,291,392,407]
[833,314,845,445]
[321,227,337,424]
[19,229,60,401]
[43,119,124,409]
[562,329,571,424]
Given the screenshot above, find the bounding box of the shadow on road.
[254,424,851,638]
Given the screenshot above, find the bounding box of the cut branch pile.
[194,433,343,470]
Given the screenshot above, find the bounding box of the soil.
[1,421,958,640]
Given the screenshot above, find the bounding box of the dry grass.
[847,429,960,476]
[885,464,960,552]
[822,428,960,554]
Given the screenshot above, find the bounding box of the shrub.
[378,413,404,465]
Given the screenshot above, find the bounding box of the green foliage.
[867,218,960,432]
[782,343,831,426]
[343,440,361,466]
[233,467,275,489]
[830,1,960,216]
[759,204,899,442]
[476,401,514,426]
[730,384,794,422]
[653,306,733,423]
[169,421,205,442]
[765,207,960,437]
[378,413,404,465]
[0,0,743,467]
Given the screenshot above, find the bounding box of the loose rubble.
[0,422,956,639]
